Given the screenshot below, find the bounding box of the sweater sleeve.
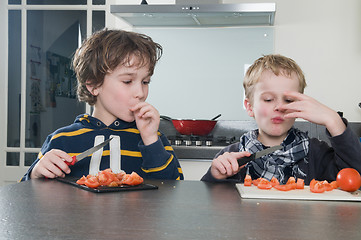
[306,119,361,183]
[138,134,184,180]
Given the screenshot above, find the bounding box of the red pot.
[160,115,219,136]
[171,119,217,136]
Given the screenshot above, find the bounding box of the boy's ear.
[86,82,99,96]
[244,98,254,117]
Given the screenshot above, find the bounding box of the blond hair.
[243,54,306,101]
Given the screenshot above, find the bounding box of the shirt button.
[114,121,120,126]
[96,122,101,127]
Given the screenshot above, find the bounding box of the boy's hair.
[243,54,306,101]
[73,28,163,105]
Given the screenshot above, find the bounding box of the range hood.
[110,2,276,28]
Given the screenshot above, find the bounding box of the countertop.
[1,179,361,240]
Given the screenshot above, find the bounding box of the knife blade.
[66,138,113,166]
[237,145,283,166]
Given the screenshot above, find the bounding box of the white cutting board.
[236,184,361,201]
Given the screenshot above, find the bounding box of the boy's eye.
[143,80,150,85]
[285,99,295,103]
[264,98,273,102]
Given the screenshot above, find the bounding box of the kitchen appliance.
[110,2,276,27]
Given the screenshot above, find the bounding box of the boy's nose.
[134,85,145,99]
[274,102,285,112]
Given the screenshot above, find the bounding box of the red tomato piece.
[296,178,305,189]
[257,178,272,190]
[121,172,144,186]
[330,181,338,189]
[310,181,326,193]
[252,178,260,186]
[98,170,116,186]
[76,175,87,185]
[320,180,333,191]
[336,168,361,192]
[274,184,292,191]
[116,171,126,181]
[84,176,100,188]
[270,177,280,187]
[244,174,252,186]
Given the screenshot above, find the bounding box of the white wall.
[109,0,361,121]
[225,0,361,121]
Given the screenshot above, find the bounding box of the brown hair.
[72,28,163,105]
[243,54,306,101]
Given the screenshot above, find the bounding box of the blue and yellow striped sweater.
[22,114,184,181]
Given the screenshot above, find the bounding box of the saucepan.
[160,114,221,136]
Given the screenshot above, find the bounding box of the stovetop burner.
[167,135,238,147]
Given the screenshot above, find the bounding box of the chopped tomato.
[244,174,252,186]
[84,176,100,188]
[296,178,305,189]
[257,178,272,190]
[310,181,326,193]
[286,177,297,190]
[98,170,116,186]
[116,171,126,181]
[274,184,292,191]
[270,177,280,187]
[76,175,87,185]
[252,178,260,186]
[320,180,333,191]
[330,181,338,189]
[121,172,144,186]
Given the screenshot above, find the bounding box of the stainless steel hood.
[110,3,276,28]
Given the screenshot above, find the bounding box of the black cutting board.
[56,176,158,193]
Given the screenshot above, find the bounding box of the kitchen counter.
[1,179,361,240]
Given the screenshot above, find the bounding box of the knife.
[238,145,283,166]
[66,138,113,166]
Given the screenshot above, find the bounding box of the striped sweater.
[21,114,184,181]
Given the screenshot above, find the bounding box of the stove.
[168,135,238,160]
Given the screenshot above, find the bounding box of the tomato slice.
[310,181,326,193]
[330,180,338,189]
[252,178,260,186]
[274,184,292,191]
[320,180,333,191]
[257,178,273,190]
[76,175,87,185]
[98,170,116,186]
[116,171,126,181]
[84,176,100,188]
[244,174,252,186]
[296,178,305,189]
[121,172,144,186]
[270,177,280,187]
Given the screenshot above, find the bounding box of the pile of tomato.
[244,168,361,193]
[76,168,144,188]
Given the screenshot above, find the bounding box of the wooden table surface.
[1,178,361,240]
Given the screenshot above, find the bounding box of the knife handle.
[237,154,255,167]
[66,156,77,166]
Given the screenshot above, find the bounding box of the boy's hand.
[280,91,346,136]
[131,102,160,146]
[211,151,251,180]
[30,149,72,179]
